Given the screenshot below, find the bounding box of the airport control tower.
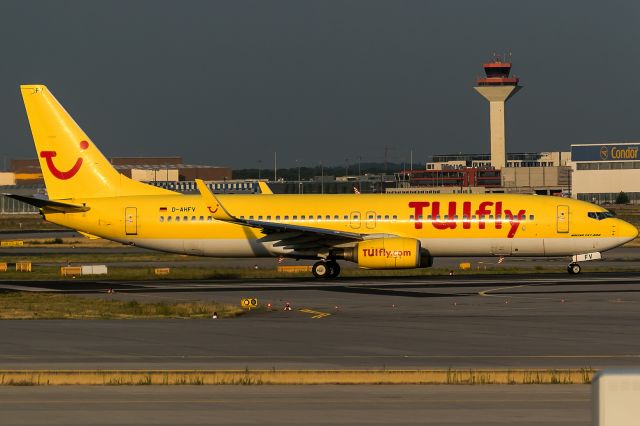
[474,57,521,169]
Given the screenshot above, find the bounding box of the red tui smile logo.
[40,140,89,180]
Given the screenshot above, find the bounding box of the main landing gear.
[567,262,581,275]
[312,260,341,279]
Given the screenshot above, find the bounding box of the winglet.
[195,179,237,222]
[258,181,273,195]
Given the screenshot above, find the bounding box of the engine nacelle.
[349,237,430,269]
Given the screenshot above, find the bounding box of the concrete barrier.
[593,369,640,426]
[154,268,171,275]
[0,369,596,386]
[277,265,313,273]
[81,265,107,275]
[1,240,23,247]
[60,266,82,277]
[15,262,31,272]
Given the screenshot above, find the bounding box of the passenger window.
[183,216,188,221]
[418,214,423,220]
[167,216,172,222]
[276,215,280,221]
[377,215,381,221]
[392,215,397,221]
[284,215,289,220]
[159,216,164,223]
[488,215,493,220]
[326,215,331,221]
[301,215,305,220]
[410,215,415,221]
[199,216,204,221]
[249,215,254,220]
[334,215,339,221]
[368,214,374,220]
[293,215,297,220]
[266,215,271,220]
[496,214,502,220]
[240,216,245,219]
[207,216,212,221]
[175,216,180,222]
[191,216,196,221]
[343,215,348,220]
[258,215,263,220]
[529,214,534,221]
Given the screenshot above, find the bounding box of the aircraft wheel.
[312,261,330,279]
[567,263,581,275]
[327,261,341,278]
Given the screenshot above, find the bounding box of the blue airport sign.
[571,144,640,162]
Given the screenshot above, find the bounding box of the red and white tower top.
[476,58,519,87]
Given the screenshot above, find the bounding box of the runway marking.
[298,308,331,319]
[0,285,61,292]
[478,283,566,301]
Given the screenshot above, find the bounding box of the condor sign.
[572,144,640,162]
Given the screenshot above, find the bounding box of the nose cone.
[618,219,639,243]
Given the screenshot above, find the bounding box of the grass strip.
[0,292,243,319]
[0,369,596,385]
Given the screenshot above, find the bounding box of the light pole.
[358,156,361,192]
[320,161,324,194]
[296,159,301,194]
[258,160,262,180]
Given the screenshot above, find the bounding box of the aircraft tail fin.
[20,85,175,200]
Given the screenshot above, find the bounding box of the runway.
[1,272,640,370]
[0,385,590,426]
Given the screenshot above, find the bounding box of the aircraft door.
[125,207,138,235]
[350,211,361,229]
[557,205,569,233]
[365,211,376,229]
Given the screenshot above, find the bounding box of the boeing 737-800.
[7,85,638,278]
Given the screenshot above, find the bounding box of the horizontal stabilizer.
[3,194,90,213]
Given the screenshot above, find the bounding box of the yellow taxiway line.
[299,308,331,319]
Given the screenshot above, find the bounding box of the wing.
[195,179,364,242]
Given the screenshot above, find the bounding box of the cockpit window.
[588,211,615,220]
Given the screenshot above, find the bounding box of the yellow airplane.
[8,85,638,278]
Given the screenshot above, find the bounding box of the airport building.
[571,143,640,204]
[8,157,232,186]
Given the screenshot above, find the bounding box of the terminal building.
[571,143,640,204]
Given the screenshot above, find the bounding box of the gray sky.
[1,0,640,168]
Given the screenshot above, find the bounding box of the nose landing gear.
[567,263,581,274]
[312,260,341,279]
